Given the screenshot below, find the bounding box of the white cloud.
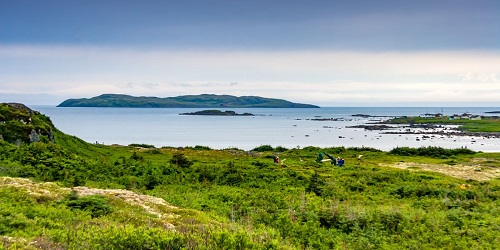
[125,82,160,90]
[1,45,500,105]
[460,72,498,82]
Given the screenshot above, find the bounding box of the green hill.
[2,103,500,249]
[57,94,320,108]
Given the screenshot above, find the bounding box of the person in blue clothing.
[337,158,345,167]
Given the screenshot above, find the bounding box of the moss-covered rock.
[0,103,56,144]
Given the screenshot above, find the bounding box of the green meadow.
[1,103,500,249]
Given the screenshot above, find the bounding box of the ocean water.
[33,106,500,152]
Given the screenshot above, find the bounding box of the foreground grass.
[0,177,287,249]
[1,140,500,249]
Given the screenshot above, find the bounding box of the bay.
[33,106,500,152]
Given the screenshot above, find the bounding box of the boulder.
[29,129,40,143]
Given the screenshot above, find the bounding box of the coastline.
[32,106,500,152]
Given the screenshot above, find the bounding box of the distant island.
[180,110,254,116]
[485,111,500,114]
[57,94,320,108]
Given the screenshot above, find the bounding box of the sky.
[1,0,499,107]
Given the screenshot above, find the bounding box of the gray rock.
[29,129,40,143]
[4,103,33,113]
[48,130,55,143]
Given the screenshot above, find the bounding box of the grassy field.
[2,141,500,249]
[1,103,500,249]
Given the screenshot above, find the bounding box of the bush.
[64,194,113,218]
[251,145,274,152]
[450,147,476,155]
[306,171,324,196]
[390,146,476,158]
[192,145,213,150]
[251,161,269,168]
[347,146,383,152]
[274,146,288,152]
[389,147,418,156]
[169,153,193,168]
[130,151,144,161]
[251,145,288,152]
[128,143,156,148]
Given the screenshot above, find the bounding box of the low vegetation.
[390,146,476,158]
[1,103,500,249]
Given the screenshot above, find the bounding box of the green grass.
[2,142,500,249]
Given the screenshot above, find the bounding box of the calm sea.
[33,106,500,152]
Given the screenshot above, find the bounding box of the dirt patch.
[69,186,179,225]
[0,177,177,229]
[0,177,63,198]
[380,162,500,181]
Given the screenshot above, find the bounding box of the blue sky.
[1,0,499,106]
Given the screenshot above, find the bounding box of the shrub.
[450,147,476,155]
[251,161,269,168]
[347,146,383,152]
[390,146,476,158]
[192,145,213,150]
[64,194,113,218]
[389,147,418,156]
[169,153,193,168]
[274,146,288,152]
[128,143,156,148]
[306,171,324,196]
[130,151,144,161]
[251,145,274,152]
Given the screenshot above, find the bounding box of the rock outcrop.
[0,103,56,144]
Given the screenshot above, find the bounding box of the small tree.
[306,171,324,196]
[169,153,193,168]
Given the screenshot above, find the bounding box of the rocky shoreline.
[347,121,500,139]
[382,130,500,139]
[346,125,395,130]
[179,110,254,116]
[351,114,397,118]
